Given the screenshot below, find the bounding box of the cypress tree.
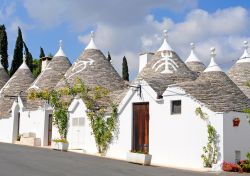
[10,27,23,76]
[0,25,8,71]
[23,42,33,71]
[107,51,111,62]
[39,47,45,58]
[122,56,129,81]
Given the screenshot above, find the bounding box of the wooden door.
[132,102,149,154]
[48,114,53,146]
[17,113,20,140]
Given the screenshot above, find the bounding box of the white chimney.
[41,56,52,71]
[139,53,153,72]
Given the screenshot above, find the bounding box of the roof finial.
[19,51,29,69]
[158,29,173,52]
[204,47,222,72]
[210,47,216,58]
[85,30,98,50]
[163,29,168,40]
[55,39,66,57]
[90,31,94,39]
[59,40,63,48]
[190,42,195,50]
[0,55,3,69]
[23,51,26,62]
[185,42,202,63]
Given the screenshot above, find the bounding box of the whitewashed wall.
[106,85,224,169]
[223,112,250,163]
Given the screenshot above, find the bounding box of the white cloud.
[23,0,197,30]
[22,1,250,79]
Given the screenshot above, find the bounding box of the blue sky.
[1,0,250,79]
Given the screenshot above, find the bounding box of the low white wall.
[19,109,52,146]
[0,117,14,143]
[223,112,250,163]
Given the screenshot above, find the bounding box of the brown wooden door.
[17,113,20,140]
[48,114,53,146]
[132,102,149,154]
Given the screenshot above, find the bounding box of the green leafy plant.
[53,138,68,143]
[195,107,218,167]
[28,78,118,154]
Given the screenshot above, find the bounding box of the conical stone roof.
[137,30,197,96]
[0,55,9,89]
[56,32,126,94]
[185,43,206,75]
[29,41,71,91]
[176,48,250,112]
[228,41,250,98]
[0,54,35,118]
[176,71,250,112]
[25,41,72,111]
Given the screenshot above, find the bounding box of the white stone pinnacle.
[55,40,66,57]
[204,47,223,72]
[0,55,3,69]
[19,52,29,69]
[237,40,250,63]
[158,29,173,52]
[85,30,98,50]
[185,42,202,63]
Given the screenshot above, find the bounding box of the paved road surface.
[0,143,247,176]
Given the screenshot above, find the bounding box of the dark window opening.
[171,100,181,114]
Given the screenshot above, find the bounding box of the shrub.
[222,162,241,172]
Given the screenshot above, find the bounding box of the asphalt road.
[0,143,247,176]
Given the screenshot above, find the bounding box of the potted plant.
[126,149,152,165]
[52,138,69,151]
[233,117,240,127]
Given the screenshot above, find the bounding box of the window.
[171,100,181,115]
[235,151,241,163]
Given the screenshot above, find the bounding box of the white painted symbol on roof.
[152,51,178,74]
[66,58,94,79]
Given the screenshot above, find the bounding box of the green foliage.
[28,89,71,140]
[195,107,218,167]
[107,51,111,62]
[53,138,68,143]
[0,24,8,71]
[243,108,250,124]
[122,56,129,81]
[10,27,23,76]
[195,107,209,120]
[23,42,33,71]
[201,124,218,167]
[39,47,45,58]
[28,78,118,154]
[32,59,41,78]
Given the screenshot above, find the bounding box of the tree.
[0,25,8,71]
[122,56,129,81]
[23,42,33,71]
[39,47,45,58]
[10,27,23,76]
[107,51,111,62]
[32,59,41,78]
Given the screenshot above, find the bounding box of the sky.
[0,0,250,79]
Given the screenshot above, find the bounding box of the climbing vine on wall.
[28,78,119,154]
[195,107,218,168]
